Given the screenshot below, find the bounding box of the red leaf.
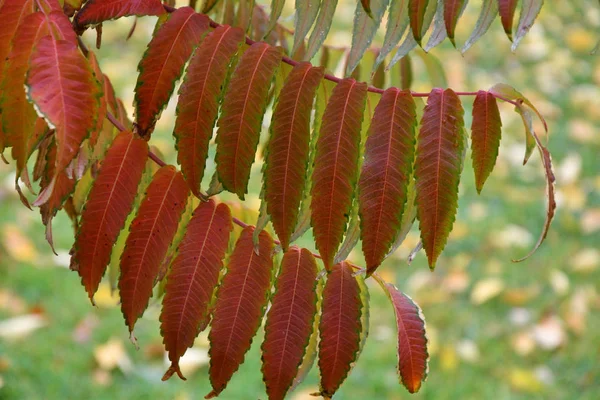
[384,283,428,393]
[174,25,245,197]
[74,0,166,30]
[443,0,466,44]
[70,130,148,302]
[311,78,367,270]
[26,35,100,200]
[359,88,416,274]
[265,62,324,250]
[261,247,318,400]
[318,261,363,398]
[0,12,49,173]
[134,7,209,136]
[39,137,76,250]
[471,90,502,193]
[0,0,34,151]
[215,42,282,198]
[46,10,78,43]
[498,0,518,40]
[160,199,233,381]
[119,166,190,333]
[415,88,465,268]
[408,0,429,44]
[206,226,274,398]
[87,51,108,149]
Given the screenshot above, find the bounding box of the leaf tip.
[162,363,187,381]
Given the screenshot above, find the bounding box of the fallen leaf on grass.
[0,314,47,339]
[470,278,504,305]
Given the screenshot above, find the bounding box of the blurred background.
[0,1,599,399]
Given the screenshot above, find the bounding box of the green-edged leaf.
[511,0,543,51]
[311,78,367,270]
[160,199,233,381]
[174,25,244,197]
[215,42,282,198]
[27,35,101,205]
[415,88,465,269]
[305,0,339,61]
[134,7,209,136]
[292,0,320,56]
[383,283,428,393]
[372,0,409,74]
[471,90,502,193]
[387,30,418,71]
[359,89,416,274]
[207,226,274,398]
[87,51,108,149]
[488,83,547,132]
[408,0,436,45]
[318,261,363,398]
[461,0,498,53]
[515,104,536,164]
[119,166,190,334]
[261,247,318,400]
[498,0,518,41]
[70,130,148,302]
[444,0,467,46]
[266,0,286,36]
[513,131,555,262]
[345,0,390,76]
[265,62,324,250]
[74,0,166,31]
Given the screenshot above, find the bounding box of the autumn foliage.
[0,0,553,398]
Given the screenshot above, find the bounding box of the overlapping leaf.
[160,199,232,380]
[261,247,318,400]
[27,35,100,204]
[415,88,465,268]
[88,52,108,149]
[215,42,282,198]
[207,226,274,398]
[74,0,166,30]
[498,0,518,40]
[70,130,148,302]
[293,0,320,56]
[265,62,324,250]
[119,166,189,333]
[359,89,416,274]
[471,90,502,193]
[134,7,209,136]
[174,25,244,197]
[311,78,367,270]
[373,0,409,73]
[383,283,428,393]
[461,0,497,53]
[305,0,339,61]
[318,261,363,398]
[409,0,432,45]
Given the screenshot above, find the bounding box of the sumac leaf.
[498,0,518,40]
[305,0,339,61]
[461,0,498,53]
[415,88,464,268]
[359,89,416,274]
[74,0,166,30]
[215,42,282,198]
[384,283,428,393]
[134,7,209,136]
[471,90,502,193]
[119,166,190,333]
[408,0,429,44]
[318,261,363,398]
[293,0,320,56]
[265,63,324,250]
[373,0,409,73]
[174,25,244,197]
[443,0,466,46]
[311,78,367,270]
[261,247,318,400]
[160,199,233,381]
[511,0,543,51]
[70,130,148,302]
[206,226,274,398]
[88,51,108,149]
[27,35,100,202]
